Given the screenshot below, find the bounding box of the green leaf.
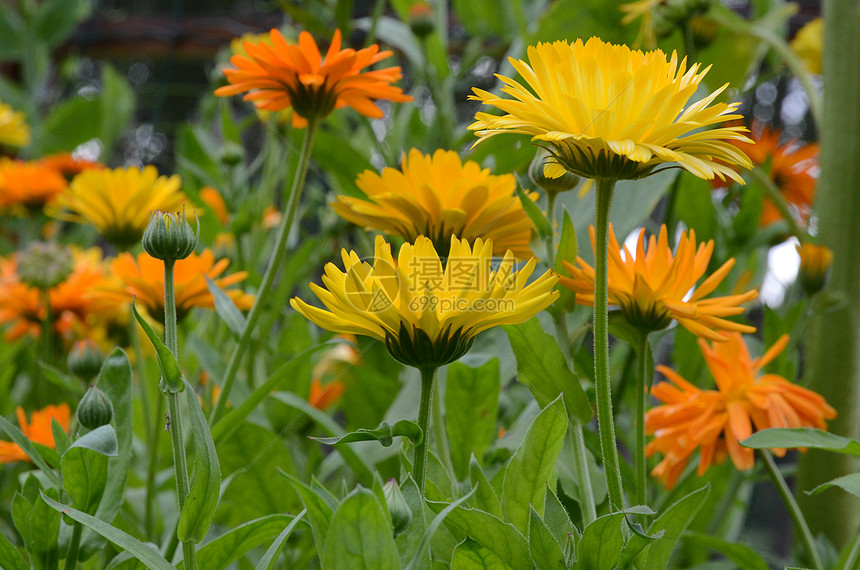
[519,188,552,241]
[322,488,400,570]
[682,531,771,570]
[204,275,246,337]
[501,395,567,533]
[62,446,109,515]
[451,538,514,569]
[70,424,118,456]
[674,174,717,243]
[0,528,28,570]
[40,492,174,570]
[446,359,500,480]
[554,209,578,274]
[280,471,334,553]
[255,510,306,570]
[34,0,90,47]
[51,417,71,456]
[574,512,627,570]
[96,65,135,154]
[468,455,503,518]
[427,503,531,569]
[404,486,478,570]
[529,506,566,570]
[741,428,860,456]
[0,415,61,487]
[311,419,423,448]
[38,360,84,395]
[178,380,222,543]
[131,301,184,393]
[194,514,294,570]
[397,475,428,569]
[641,485,710,568]
[808,473,860,499]
[504,318,592,423]
[543,485,576,546]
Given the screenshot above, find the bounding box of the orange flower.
[0,404,71,463]
[198,186,229,225]
[0,158,68,213]
[646,333,836,489]
[0,248,117,341]
[308,337,358,410]
[215,28,412,128]
[559,224,758,340]
[105,249,254,321]
[39,152,103,181]
[719,122,818,228]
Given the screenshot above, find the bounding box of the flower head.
[0,101,30,148]
[50,166,186,249]
[216,28,412,128]
[291,235,559,368]
[308,337,358,410]
[469,37,753,183]
[790,17,823,75]
[0,404,71,463]
[796,242,832,296]
[646,333,836,489]
[332,149,536,259]
[0,158,68,213]
[39,152,103,181]
[105,249,254,322]
[559,224,758,340]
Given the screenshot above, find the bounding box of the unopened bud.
[409,2,435,39]
[797,242,833,296]
[142,209,199,261]
[77,384,114,429]
[529,150,580,195]
[383,479,412,534]
[17,241,73,290]
[68,340,104,380]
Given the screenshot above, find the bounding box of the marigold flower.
[560,224,757,340]
[0,404,71,464]
[199,186,230,225]
[0,101,30,148]
[790,17,823,75]
[469,37,753,183]
[105,249,254,322]
[646,333,836,489]
[308,337,358,410]
[50,165,186,249]
[39,152,103,181]
[0,248,117,341]
[332,149,536,259]
[0,158,68,213]
[216,28,412,128]
[291,235,559,368]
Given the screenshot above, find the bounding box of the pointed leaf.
[62,446,108,514]
[204,275,246,336]
[519,188,552,240]
[310,420,422,447]
[131,300,184,393]
[529,506,566,570]
[808,473,860,499]
[683,531,770,570]
[468,455,503,518]
[446,359,500,480]
[70,424,118,456]
[554,209,578,273]
[322,488,400,570]
[193,514,293,570]
[451,538,513,569]
[397,476,427,569]
[574,512,627,570]
[279,470,334,552]
[741,428,860,456]
[543,485,576,547]
[404,486,477,570]
[642,485,710,568]
[255,510,306,570]
[0,528,28,570]
[51,417,71,456]
[0,415,61,487]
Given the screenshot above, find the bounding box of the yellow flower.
[469,37,753,183]
[796,242,832,296]
[0,101,30,148]
[291,235,559,368]
[50,166,186,249]
[790,18,823,75]
[332,149,537,259]
[559,224,758,340]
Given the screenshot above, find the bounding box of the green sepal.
[131,300,184,393]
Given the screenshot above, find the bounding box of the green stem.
[163,260,197,570]
[748,166,810,241]
[63,522,82,570]
[414,366,437,496]
[839,530,860,570]
[681,20,696,61]
[41,288,52,361]
[594,178,624,512]
[634,332,650,512]
[758,449,823,570]
[210,120,319,425]
[144,396,163,540]
[131,304,159,538]
[432,376,454,478]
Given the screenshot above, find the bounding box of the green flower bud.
[77,384,114,429]
[383,479,412,534]
[67,339,104,380]
[529,150,580,195]
[219,141,245,167]
[142,209,199,261]
[16,241,73,290]
[409,2,435,39]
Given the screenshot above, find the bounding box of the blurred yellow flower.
[291,235,558,368]
[559,224,758,340]
[790,18,823,75]
[0,404,71,464]
[0,101,30,148]
[332,149,536,259]
[469,37,753,183]
[50,165,186,249]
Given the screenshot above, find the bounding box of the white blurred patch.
[761,238,800,307]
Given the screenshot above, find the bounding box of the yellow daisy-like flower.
[50,166,186,249]
[620,0,662,49]
[332,149,537,259]
[790,18,823,75]
[291,235,559,368]
[0,101,30,148]
[559,224,758,340]
[469,37,753,183]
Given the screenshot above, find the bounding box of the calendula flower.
[199,186,230,225]
[0,404,71,463]
[105,249,254,322]
[469,37,753,183]
[560,224,758,340]
[718,122,818,228]
[39,152,103,181]
[796,242,832,296]
[332,149,536,259]
[216,28,412,128]
[308,337,358,410]
[790,17,823,75]
[291,235,558,368]
[0,158,68,213]
[0,101,30,148]
[0,248,117,341]
[50,166,186,249]
[646,333,836,488]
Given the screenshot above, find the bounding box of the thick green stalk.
[593,178,624,512]
[634,333,650,512]
[414,367,437,496]
[210,120,318,425]
[63,522,82,570]
[759,450,823,569]
[796,0,860,548]
[163,260,196,570]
